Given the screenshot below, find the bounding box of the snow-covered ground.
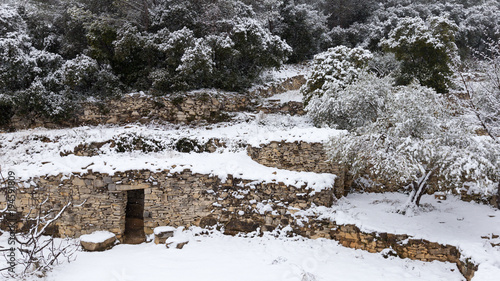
[265,89,303,104]
[0,228,463,281]
[295,192,500,280]
[257,63,311,85]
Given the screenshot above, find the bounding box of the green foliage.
[275,2,330,63]
[57,54,121,100]
[0,33,37,93]
[112,23,153,89]
[174,138,203,153]
[14,78,75,122]
[0,97,14,126]
[381,16,459,93]
[87,21,117,64]
[115,133,165,153]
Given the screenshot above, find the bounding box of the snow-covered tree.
[459,40,500,143]
[272,1,330,63]
[456,1,500,57]
[301,46,373,106]
[381,16,459,93]
[309,74,499,214]
[176,38,214,89]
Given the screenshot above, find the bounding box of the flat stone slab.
[80,231,117,251]
[154,226,175,244]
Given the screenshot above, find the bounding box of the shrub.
[306,71,392,130]
[301,46,373,106]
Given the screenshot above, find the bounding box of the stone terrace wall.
[277,218,477,280]
[329,223,478,280]
[0,170,480,280]
[4,75,307,131]
[8,92,251,130]
[0,169,334,239]
[247,141,345,198]
[249,75,306,98]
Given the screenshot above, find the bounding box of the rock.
[166,239,189,249]
[224,219,260,236]
[80,231,117,251]
[154,226,175,244]
[434,194,447,200]
[176,241,189,249]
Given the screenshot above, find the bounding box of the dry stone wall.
[287,218,478,281]
[0,167,480,280]
[247,141,345,198]
[249,75,306,98]
[0,169,334,240]
[329,223,478,281]
[4,75,307,131]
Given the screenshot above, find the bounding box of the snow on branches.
[301,46,373,106]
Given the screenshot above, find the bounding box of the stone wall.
[3,75,307,131]
[0,169,334,240]
[286,217,478,281]
[249,75,306,98]
[7,92,250,130]
[329,223,478,281]
[247,141,345,198]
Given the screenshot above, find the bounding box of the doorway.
[124,189,145,244]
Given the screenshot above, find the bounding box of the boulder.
[80,231,117,251]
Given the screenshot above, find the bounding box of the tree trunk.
[398,170,434,215]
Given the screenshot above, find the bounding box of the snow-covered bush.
[150,1,200,33]
[301,46,373,106]
[14,78,73,121]
[86,20,117,63]
[0,32,37,93]
[227,17,291,90]
[57,54,121,99]
[148,27,196,92]
[306,71,392,130]
[176,38,214,89]
[456,1,500,57]
[112,23,151,88]
[381,16,459,93]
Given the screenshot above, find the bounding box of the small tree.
[459,40,500,142]
[0,171,80,278]
[381,16,459,93]
[306,70,392,129]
